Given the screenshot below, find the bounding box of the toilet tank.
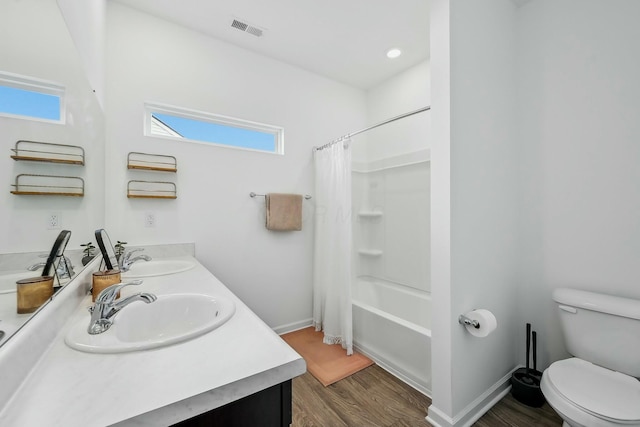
[553,288,640,378]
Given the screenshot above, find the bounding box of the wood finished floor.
[292,365,563,427]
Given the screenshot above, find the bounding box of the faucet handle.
[95,279,144,303]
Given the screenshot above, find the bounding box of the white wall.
[352,61,431,164]
[517,0,640,369]
[105,3,366,330]
[449,0,519,417]
[0,0,105,254]
[430,0,519,424]
[56,0,106,109]
[429,0,454,419]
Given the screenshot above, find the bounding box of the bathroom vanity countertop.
[0,256,306,426]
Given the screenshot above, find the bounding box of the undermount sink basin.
[65,293,235,353]
[121,259,195,278]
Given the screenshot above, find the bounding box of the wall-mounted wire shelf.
[127,180,177,199]
[11,174,85,197]
[10,140,85,165]
[127,152,177,172]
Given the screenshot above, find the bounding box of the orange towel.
[266,193,302,231]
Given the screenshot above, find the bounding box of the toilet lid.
[547,358,640,422]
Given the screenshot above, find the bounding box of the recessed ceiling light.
[386,48,402,59]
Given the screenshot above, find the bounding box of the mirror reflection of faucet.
[22,230,73,293]
[27,255,75,279]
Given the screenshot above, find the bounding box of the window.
[0,71,64,123]
[144,103,284,155]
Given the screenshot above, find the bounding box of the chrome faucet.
[87,280,156,335]
[118,248,152,272]
[27,256,75,278]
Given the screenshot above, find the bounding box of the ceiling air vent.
[230,19,264,38]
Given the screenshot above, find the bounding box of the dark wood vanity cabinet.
[173,380,292,427]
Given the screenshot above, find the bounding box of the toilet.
[541,288,640,427]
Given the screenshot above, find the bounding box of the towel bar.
[250,192,311,200]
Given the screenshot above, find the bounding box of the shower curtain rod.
[313,105,431,152]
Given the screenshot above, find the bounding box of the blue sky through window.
[0,86,61,121]
[153,112,276,152]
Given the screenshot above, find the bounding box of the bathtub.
[352,277,431,396]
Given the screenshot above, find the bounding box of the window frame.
[144,102,284,155]
[0,71,65,124]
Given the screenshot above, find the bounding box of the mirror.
[0,230,76,347]
[0,0,105,347]
[95,229,120,272]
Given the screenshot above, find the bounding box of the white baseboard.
[426,405,455,427]
[426,366,517,427]
[273,318,313,335]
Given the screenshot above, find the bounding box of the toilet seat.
[541,358,640,426]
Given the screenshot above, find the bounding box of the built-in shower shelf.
[358,211,383,218]
[358,249,383,257]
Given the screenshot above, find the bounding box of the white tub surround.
[351,148,431,396]
[0,253,305,426]
[352,277,431,395]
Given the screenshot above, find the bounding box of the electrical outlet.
[145,212,156,228]
[48,213,61,230]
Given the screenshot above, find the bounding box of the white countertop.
[0,255,306,426]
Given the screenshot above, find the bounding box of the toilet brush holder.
[511,324,545,407]
[511,368,544,407]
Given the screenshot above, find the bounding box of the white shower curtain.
[312,138,353,355]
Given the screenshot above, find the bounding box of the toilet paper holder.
[458,314,480,329]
